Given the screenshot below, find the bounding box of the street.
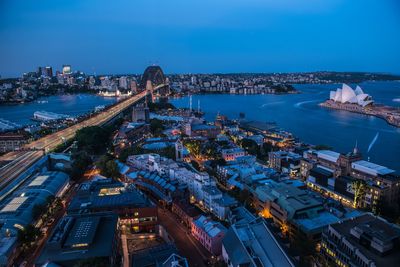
[158,207,210,267]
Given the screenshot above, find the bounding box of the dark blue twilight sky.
[0,0,399,77]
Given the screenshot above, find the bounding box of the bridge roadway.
[0,88,158,199]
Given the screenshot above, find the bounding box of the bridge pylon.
[146,80,154,104]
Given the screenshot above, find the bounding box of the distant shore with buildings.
[2,65,400,104]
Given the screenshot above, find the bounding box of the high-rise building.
[119,76,128,89]
[44,66,53,77]
[38,66,52,77]
[130,80,138,93]
[62,65,71,75]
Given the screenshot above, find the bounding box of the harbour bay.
[171,81,400,170]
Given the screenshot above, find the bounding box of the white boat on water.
[393,98,400,103]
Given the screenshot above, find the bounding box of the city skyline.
[1,2,400,266]
[1,0,400,77]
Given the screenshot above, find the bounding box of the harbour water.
[0,94,117,126]
[171,81,400,171]
[0,82,399,170]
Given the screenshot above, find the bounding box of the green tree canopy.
[240,138,259,156]
[149,119,165,136]
[76,126,109,154]
[97,155,120,179]
[17,224,41,246]
[70,151,93,181]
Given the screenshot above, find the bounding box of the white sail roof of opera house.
[329,84,373,107]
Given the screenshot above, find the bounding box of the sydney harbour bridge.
[0,66,170,201]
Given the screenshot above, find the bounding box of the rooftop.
[328,213,400,266]
[37,213,118,265]
[68,179,152,212]
[222,218,294,267]
[131,244,188,267]
[317,150,340,163]
[352,160,395,176]
[255,180,322,220]
[193,215,227,238]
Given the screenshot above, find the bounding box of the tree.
[149,119,165,136]
[148,99,175,111]
[184,140,202,158]
[202,142,219,159]
[17,224,41,249]
[352,180,367,208]
[76,126,109,154]
[70,151,92,181]
[240,138,259,156]
[262,142,274,154]
[117,148,130,162]
[105,160,120,179]
[32,204,47,220]
[97,156,120,179]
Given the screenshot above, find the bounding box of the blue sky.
[0,0,399,77]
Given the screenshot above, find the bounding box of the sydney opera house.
[329,84,373,107]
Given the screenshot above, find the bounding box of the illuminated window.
[72,243,88,248]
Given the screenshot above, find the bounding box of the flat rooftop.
[36,213,118,265]
[68,179,153,212]
[1,196,28,212]
[28,175,49,187]
[131,243,181,267]
[330,213,400,266]
[64,216,100,248]
[317,150,340,163]
[352,160,395,176]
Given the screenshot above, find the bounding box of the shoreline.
[319,100,400,128]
